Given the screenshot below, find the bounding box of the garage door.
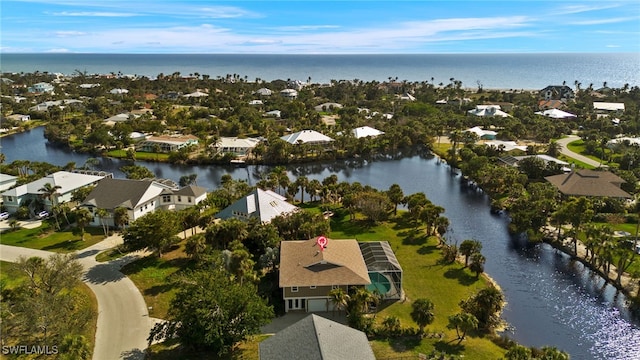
[307,299,328,312]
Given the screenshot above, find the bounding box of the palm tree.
[74,208,93,241]
[96,208,110,236]
[459,239,483,267]
[410,298,435,335]
[295,176,309,204]
[38,182,61,208]
[469,252,486,278]
[114,207,129,229]
[448,312,478,343]
[328,287,350,315]
[547,140,561,157]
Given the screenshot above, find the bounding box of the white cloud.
[50,11,137,17]
[45,48,72,53]
[571,17,639,25]
[273,25,341,31]
[606,44,621,48]
[55,30,87,37]
[553,4,621,15]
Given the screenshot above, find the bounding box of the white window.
[291,286,298,292]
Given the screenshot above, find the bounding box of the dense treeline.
[3,71,639,166]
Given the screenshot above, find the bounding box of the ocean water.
[1,53,638,90]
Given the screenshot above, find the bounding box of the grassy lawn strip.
[106,149,170,161]
[120,243,195,319]
[567,139,611,166]
[0,222,106,252]
[329,210,506,359]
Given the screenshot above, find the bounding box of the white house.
[467,105,511,118]
[211,137,261,157]
[314,102,343,112]
[464,126,498,140]
[0,173,18,192]
[215,188,298,224]
[534,108,577,119]
[80,178,207,227]
[352,126,385,139]
[254,88,273,96]
[28,82,54,93]
[136,134,199,152]
[280,89,298,99]
[110,88,129,95]
[281,130,334,145]
[1,171,111,214]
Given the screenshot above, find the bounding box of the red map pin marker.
[317,236,327,251]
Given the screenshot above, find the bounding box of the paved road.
[556,135,603,168]
[0,235,154,360]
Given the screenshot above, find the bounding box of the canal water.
[2,127,640,359]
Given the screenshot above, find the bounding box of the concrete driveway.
[556,135,603,168]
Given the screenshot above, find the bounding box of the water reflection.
[2,127,640,359]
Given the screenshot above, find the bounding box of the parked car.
[36,211,49,219]
[0,212,9,221]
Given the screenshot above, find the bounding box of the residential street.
[0,235,155,360]
[555,135,603,168]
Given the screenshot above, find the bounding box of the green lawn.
[120,243,195,318]
[0,222,107,252]
[106,149,170,161]
[128,207,506,359]
[567,140,612,166]
[329,210,506,359]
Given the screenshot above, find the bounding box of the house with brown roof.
[544,170,631,198]
[279,237,371,313]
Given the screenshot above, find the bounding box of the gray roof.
[280,130,333,145]
[259,314,375,360]
[173,185,207,197]
[215,188,298,223]
[82,178,172,209]
[1,171,106,197]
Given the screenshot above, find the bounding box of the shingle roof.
[259,314,375,360]
[545,170,631,198]
[82,178,170,209]
[173,185,207,197]
[279,238,371,287]
[215,188,298,223]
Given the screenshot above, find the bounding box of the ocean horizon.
[1,52,638,90]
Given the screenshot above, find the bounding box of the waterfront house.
[539,85,575,101]
[352,126,385,139]
[80,178,207,227]
[259,314,375,360]
[5,114,31,122]
[211,137,262,157]
[279,237,371,313]
[28,99,83,112]
[499,154,571,172]
[135,134,199,153]
[281,130,334,146]
[1,171,111,214]
[0,174,18,192]
[215,188,298,224]
[544,170,631,198]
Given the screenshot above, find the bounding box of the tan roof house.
[279,237,370,312]
[545,170,631,198]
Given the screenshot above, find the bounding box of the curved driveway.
[555,135,603,168]
[0,235,154,360]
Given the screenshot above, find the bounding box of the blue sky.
[2,0,639,53]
